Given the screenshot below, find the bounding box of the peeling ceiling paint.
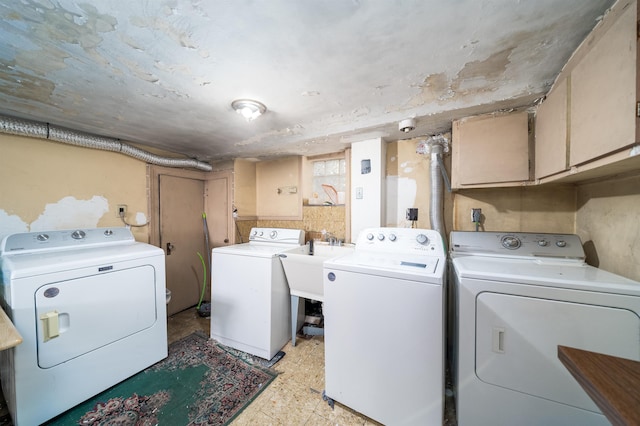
[0,0,617,163]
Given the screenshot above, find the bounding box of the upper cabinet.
[570,0,637,166]
[452,110,531,189]
[535,79,568,179]
[535,0,640,182]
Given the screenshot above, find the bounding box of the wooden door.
[160,175,206,315]
[205,170,233,248]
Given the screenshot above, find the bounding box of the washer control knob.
[258,231,264,236]
[556,240,567,248]
[416,234,429,245]
[71,230,86,240]
[377,233,385,241]
[537,239,548,247]
[388,233,397,242]
[36,233,49,241]
[367,233,374,241]
[104,229,113,236]
[270,230,278,239]
[501,235,521,249]
[251,230,258,236]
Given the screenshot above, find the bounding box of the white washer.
[450,231,640,426]
[0,227,167,426]
[210,227,304,360]
[323,227,446,425]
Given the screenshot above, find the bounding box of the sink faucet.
[325,232,339,246]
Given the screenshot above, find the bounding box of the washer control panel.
[248,227,305,245]
[450,231,585,260]
[357,227,445,257]
[0,227,134,255]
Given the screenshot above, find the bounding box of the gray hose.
[0,114,212,172]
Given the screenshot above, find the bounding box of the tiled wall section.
[235,205,346,243]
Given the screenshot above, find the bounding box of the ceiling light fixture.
[231,99,267,121]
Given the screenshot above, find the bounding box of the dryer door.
[35,265,158,368]
[476,292,640,413]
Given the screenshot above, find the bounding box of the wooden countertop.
[558,345,640,426]
[0,307,22,350]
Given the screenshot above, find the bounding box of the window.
[311,158,346,205]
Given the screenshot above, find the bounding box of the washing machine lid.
[325,251,444,283]
[212,241,300,257]
[212,227,305,257]
[453,256,640,295]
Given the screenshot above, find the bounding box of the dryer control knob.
[377,233,385,241]
[104,229,113,237]
[71,230,86,240]
[556,240,567,248]
[416,234,429,245]
[388,233,397,242]
[538,239,548,247]
[501,235,521,249]
[36,233,49,241]
[270,230,278,239]
[367,233,374,241]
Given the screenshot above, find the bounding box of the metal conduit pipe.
[0,115,212,172]
[417,134,450,248]
[429,143,446,240]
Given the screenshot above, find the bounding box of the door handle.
[166,242,174,255]
[224,238,229,243]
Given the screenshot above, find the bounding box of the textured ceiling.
[0,0,616,163]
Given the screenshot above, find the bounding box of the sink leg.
[291,295,299,347]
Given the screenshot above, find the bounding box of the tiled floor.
[169,308,458,425]
[0,308,453,425]
[168,308,380,425]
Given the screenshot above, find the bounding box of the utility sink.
[279,242,355,346]
[279,242,355,302]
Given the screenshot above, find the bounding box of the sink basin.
[280,242,354,346]
[279,242,355,302]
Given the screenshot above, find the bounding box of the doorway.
[148,165,232,316]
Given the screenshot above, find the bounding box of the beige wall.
[0,133,150,242]
[576,172,640,281]
[4,133,638,283]
[256,156,301,219]
[452,185,576,234]
[386,138,455,236]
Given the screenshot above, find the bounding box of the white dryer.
[211,227,304,360]
[450,231,640,426]
[323,227,446,425]
[0,227,167,426]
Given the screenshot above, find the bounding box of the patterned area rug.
[35,332,278,425]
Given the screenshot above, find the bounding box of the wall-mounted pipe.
[417,134,450,248]
[0,115,212,172]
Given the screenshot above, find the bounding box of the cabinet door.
[535,79,568,179]
[570,0,637,166]
[452,111,530,188]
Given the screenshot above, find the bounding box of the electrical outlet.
[116,204,127,218]
[471,208,481,223]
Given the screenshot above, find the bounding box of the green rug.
[42,332,278,425]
